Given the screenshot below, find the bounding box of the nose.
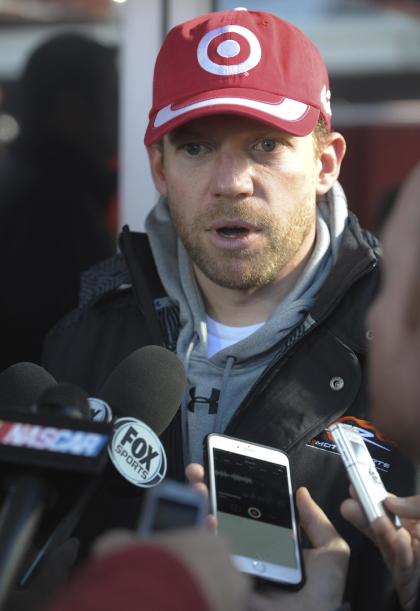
[209,152,254,199]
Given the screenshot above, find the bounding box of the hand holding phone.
[329,422,400,526]
[206,433,304,588]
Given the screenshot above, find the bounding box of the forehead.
[167,114,297,143]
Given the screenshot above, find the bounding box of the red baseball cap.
[144,9,332,146]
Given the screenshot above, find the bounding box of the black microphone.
[98,345,186,431]
[35,382,91,420]
[0,375,111,605]
[87,344,186,430]
[0,361,56,409]
[21,346,186,578]
[98,345,186,488]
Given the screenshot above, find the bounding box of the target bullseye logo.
[197,25,262,76]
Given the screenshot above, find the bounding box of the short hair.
[313,116,330,155]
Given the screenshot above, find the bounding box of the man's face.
[367,167,420,458]
[148,115,340,292]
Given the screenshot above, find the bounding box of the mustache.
[201,200,271,225]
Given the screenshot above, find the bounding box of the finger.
[369,516,402,566]
[392,527,414,573]
[207,513,218,532]
[386,494,420,519]
[185,463,205,486]
[296,487,349,552]
[392,528,418,608]
[340,497,371,535]
[192,481,209,499]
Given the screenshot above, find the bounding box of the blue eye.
[183,143,207,156]
[255,139,278,152]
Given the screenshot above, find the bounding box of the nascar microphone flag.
[0,408,111,474]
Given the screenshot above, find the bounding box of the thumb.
[385,494,420,519]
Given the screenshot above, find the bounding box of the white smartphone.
[206,433,304,588]
[138,479,208,535]
[329,422,400,525]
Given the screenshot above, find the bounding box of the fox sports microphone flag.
[99,345,186,488]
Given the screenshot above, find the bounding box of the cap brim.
[144,89,320,145]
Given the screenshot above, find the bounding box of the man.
[43,9,414,610]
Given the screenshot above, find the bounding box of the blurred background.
[0,0,419,233]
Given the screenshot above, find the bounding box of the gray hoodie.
[146,184,348,465]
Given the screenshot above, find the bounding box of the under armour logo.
[187,387,220,415]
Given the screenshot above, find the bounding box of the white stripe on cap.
[154,96,309,128]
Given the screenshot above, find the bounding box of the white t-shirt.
[206,315,265,358]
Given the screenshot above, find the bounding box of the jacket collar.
[311,212,380,354]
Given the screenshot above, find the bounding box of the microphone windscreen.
[99,346,186,434]
[36,383,91,419]
[0,362,56,409]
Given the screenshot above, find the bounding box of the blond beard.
[168,197,316,291]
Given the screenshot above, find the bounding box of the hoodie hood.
[146,183,348,367]
[146,185,348,463]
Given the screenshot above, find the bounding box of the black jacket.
[44,215,413,611]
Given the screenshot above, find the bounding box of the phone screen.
[213,448,298,569]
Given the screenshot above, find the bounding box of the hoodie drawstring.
[180,332,199,467]
[214,355,236,433]
[181,347,236,466]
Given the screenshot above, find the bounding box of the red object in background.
[106,156,119,237]
[337,124,420,231]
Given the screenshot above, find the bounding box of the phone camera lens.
[247,507,262,519]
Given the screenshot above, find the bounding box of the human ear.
[147,142,167,196]
[316,132,346,196]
